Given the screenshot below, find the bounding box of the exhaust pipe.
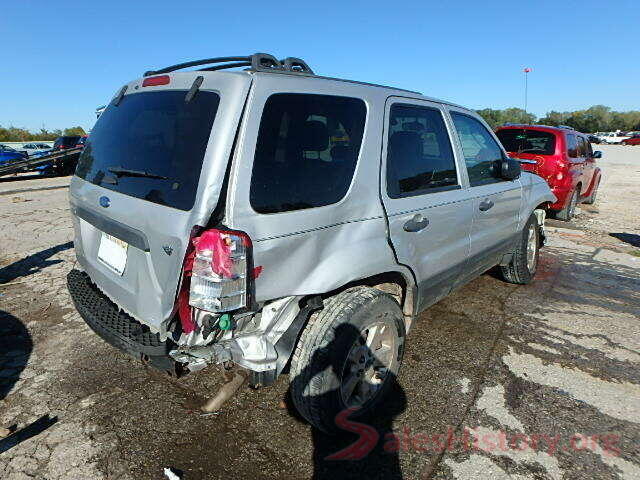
[201,368,248,413]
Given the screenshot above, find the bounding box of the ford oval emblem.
[99,196,111,208]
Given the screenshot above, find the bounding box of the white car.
[599,132,630,144]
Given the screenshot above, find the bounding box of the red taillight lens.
[188,229,251,313]
[142,75,170,87]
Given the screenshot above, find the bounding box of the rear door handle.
[479,199,494,211]
[403,214,429,232]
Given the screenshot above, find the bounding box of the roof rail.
[557,125,575,130]
[143,53,314,77]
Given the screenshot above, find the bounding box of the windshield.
[496,129,556,155]
[76,90,220,211]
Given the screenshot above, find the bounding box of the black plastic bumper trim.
[67,269,175,372]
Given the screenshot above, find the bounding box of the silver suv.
[67,53,555,432]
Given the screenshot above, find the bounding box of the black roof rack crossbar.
[143,53,313,77]
[144,56,251,76]
[200,61,252,72]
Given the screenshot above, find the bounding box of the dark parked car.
[0,145,28,166]
[587,134,601,144]
[53,136,82,151]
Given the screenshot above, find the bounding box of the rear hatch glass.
[76,90,220,211]
[496,129,556,155]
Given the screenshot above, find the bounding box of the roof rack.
[557,125,575,130]
[143,53,314,77]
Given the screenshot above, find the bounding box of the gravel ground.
[0,145,638,479]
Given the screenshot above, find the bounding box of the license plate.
[97,233,128,275]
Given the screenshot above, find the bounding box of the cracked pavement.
[0,146,638,479]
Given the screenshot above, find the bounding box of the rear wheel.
[289,287,405,433]
[583,178,600,205]
[499,213,540,285]
[555,188,578,221]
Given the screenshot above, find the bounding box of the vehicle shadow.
[609,232,640,248]
[286,323,406,480]
[0,310,32,401]
[0,310,56,454]
[0,241,73,284]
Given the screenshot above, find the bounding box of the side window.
[566,134,578,158]
[250,93,366,214]
[576,136,586,157]
[580,136,591,157]
[386,104,458,198]
[450,112,504,186]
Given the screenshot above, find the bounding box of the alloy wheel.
[340,322,399,407]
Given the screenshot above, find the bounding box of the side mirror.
[592,151,602,159]
[500,157,521,180]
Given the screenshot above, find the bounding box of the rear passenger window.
[566,134,578,158]
[250,94,366,214]
[450,112,504,186]
[386,104,458,198]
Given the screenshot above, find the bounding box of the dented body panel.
[69,72,252,337]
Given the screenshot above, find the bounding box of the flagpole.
[524,71,528,114]
[523,67,532,116]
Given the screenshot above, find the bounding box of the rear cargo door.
[68,72,251,333]
[380,97,474,313]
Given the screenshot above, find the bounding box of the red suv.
[495,125,602,221]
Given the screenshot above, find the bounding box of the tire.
[555,188,578,221]
[499,213,540,285]
[583,178,600,205]
[289,287,405,433]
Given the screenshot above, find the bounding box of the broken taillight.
[189,229,250,313]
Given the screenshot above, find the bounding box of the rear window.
[76,90,220,211]
[496,129,556,155]
[250,93,366,214]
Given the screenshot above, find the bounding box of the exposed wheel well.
[315,271,415,330]
[276,272,415,378]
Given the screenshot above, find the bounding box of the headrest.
[402,121,424,132]
[389,131,422,158]
[300,120,329,151]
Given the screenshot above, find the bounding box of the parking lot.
[0,145,638,479]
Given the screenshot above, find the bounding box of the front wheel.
[289,287,405,433]
[499,214,540,285]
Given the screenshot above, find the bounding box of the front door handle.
[479,199,495,211]
[403,214,429,232]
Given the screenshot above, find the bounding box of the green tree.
[476,107,536,129]
[63,126,87,136]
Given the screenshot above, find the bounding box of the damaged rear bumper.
[67,269,178,373]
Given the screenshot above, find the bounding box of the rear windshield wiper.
[107,166,168,180]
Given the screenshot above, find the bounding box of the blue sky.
[2,0,639,132]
